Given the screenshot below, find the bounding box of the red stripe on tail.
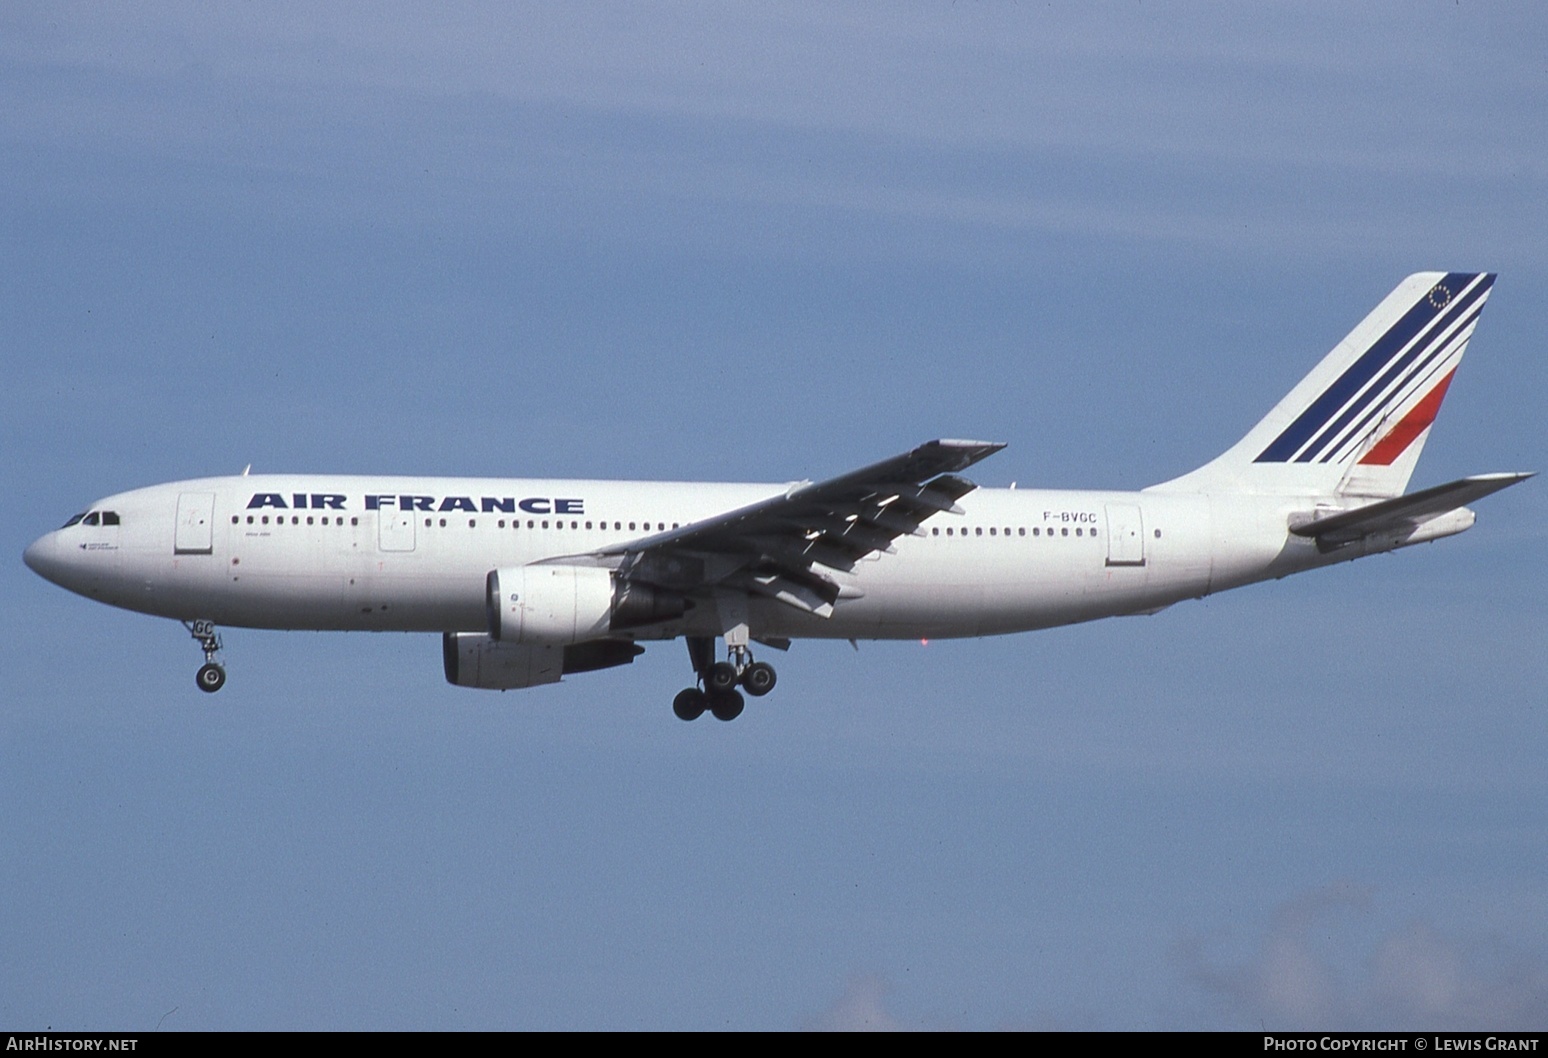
[1358,369,1457,466]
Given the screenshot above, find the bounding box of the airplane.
[23,272,1532,721]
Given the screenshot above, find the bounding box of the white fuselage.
[23,473,1362,642]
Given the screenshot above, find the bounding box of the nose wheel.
[196,662,226,693]
[183,620,227,694]
[673,637,776,721]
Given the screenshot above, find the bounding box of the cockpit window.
[63,510,122,528]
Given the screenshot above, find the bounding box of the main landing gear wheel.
[196,663,227,694]
[708,690,744,722]
[706,661,740,693]
[673,687,707,722]
[740,661,776,697]
[674,636,771,722]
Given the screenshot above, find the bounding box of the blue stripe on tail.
[1254,272,1488,463]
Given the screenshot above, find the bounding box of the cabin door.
[1104,504,1146,567]
[174,492,216,555]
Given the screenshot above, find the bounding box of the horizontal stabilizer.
[1290,472,1533,547]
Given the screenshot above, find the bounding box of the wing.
[595,439,1005,618]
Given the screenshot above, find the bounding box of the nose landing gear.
[184,620,226,693]
[673,636,777,721]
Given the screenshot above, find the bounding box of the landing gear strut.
[672,636,776,721]
[184,619,226,693]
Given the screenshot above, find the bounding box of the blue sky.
[4,2,1546,1030]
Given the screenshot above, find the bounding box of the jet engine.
[485,564,691,645]
[443,632,646,690]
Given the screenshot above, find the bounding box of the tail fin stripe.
[1312,309,1479,467]
[1253,275,1459,462]
[1254,272,1489,463]
[1319,335,1462,465]
[1294,277,1489,463]
[1312,297,1479,464]
[1356,369,1457,466]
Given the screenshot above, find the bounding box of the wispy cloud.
[802,975,908,1032]
[1180,882,1548,1031]
[9,3,1546,261]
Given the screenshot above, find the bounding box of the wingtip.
[923,439,1006,475]
[936,438,1006,450]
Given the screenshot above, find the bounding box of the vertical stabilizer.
[1148,272,1494,498]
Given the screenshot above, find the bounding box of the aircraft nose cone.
[23,532,64,584]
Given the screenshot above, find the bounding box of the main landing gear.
[672,636,778,722]
[184,619,226,693]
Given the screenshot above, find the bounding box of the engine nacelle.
[442,632,647,690]
[486,564,690,645]
[442,632,563,690]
